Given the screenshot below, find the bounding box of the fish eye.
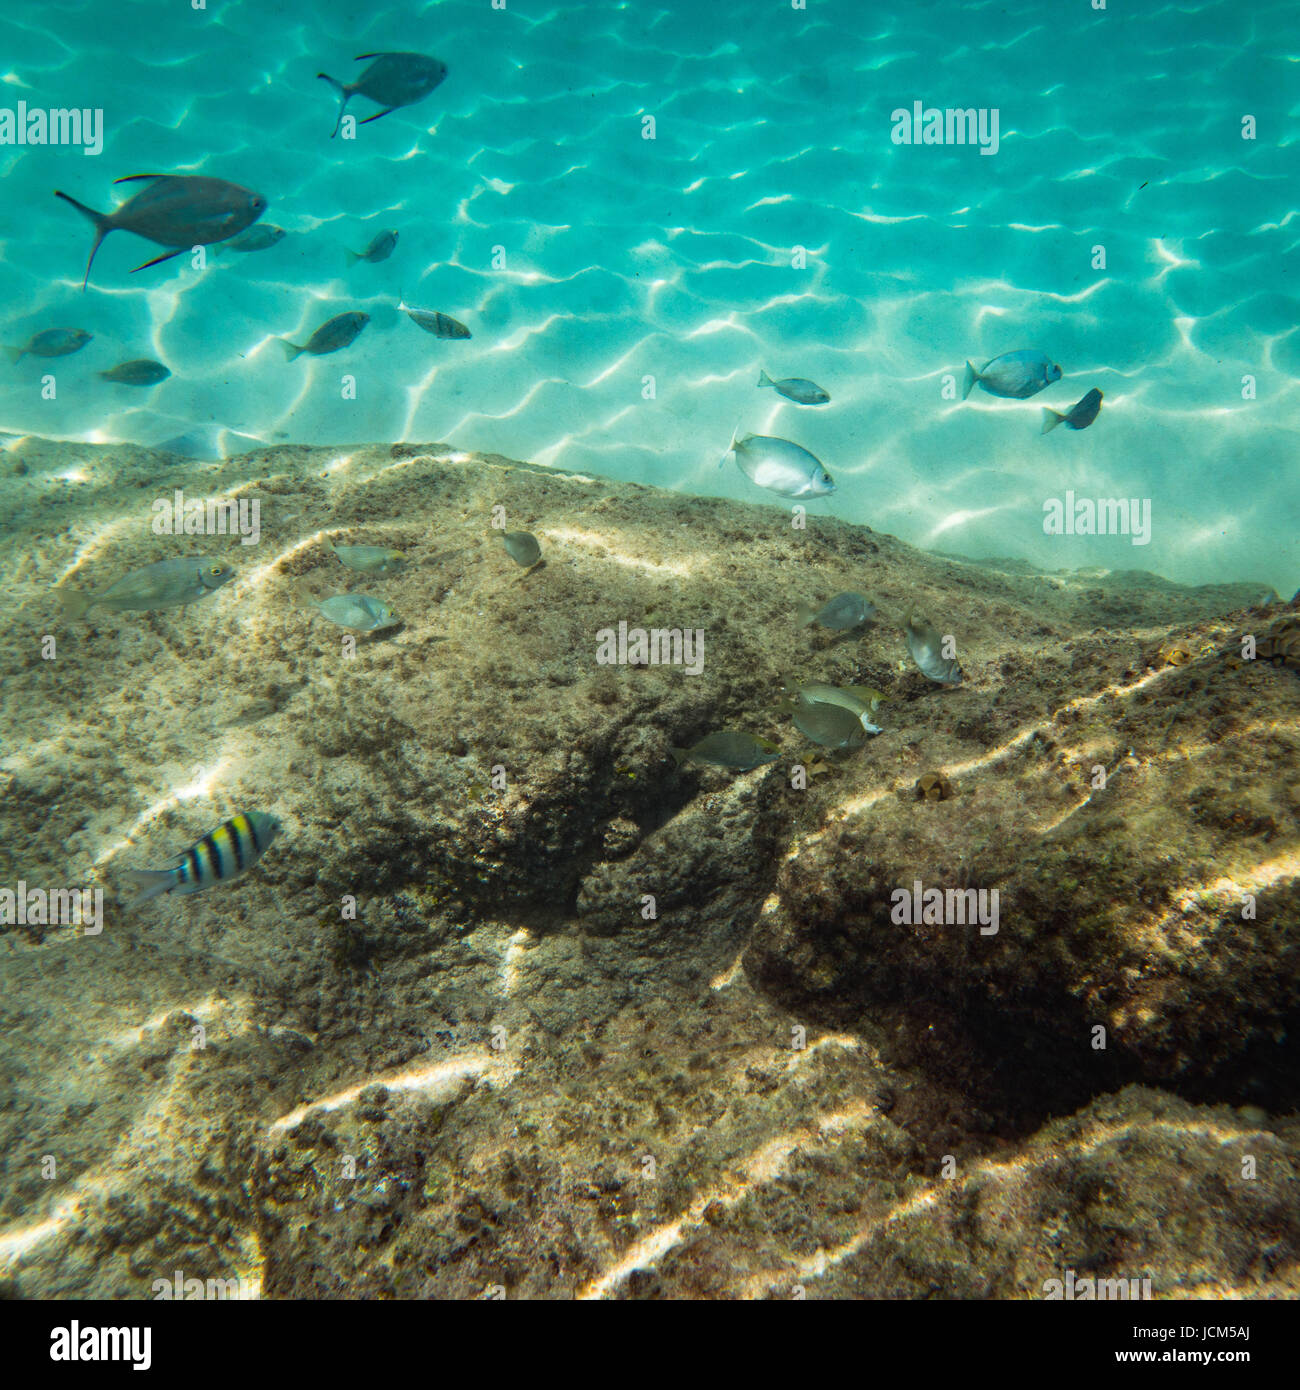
[210,565,225,576]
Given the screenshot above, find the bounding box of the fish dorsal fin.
[354,51,408,59]
[113,174,169,184]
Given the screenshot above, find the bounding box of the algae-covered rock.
[1,440,1296,1299]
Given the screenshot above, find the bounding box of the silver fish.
[305,593,398,632]
[400,301,471,339]
[962,350,1061,401]
[671,731,779,772]
[331,544,406,575]
[757,370,830,405]
[99,359,170,385]
[124,811,281,909]
[797,592,875,630]
[347,229,399,265]
[280,311,370,360]
[5,328,92,363]
[55,174,267,290]
[904,614,964,685]
[59,556,234,621]
[216,224,286,254]
[318,52,448,138]
[502,531,541,568]
[793,682,885,734]
[725,429,834,498]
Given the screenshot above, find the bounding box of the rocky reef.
[0,437,1296,1298]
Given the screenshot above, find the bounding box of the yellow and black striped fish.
[124,811,282,908]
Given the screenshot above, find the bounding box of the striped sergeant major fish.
[124,811,282,908]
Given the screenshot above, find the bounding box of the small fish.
[304,593,399,632]
[216,224,286,254]
[347,229,398,265]
[331,544,406,576]
[757,369,830,405]
[791,695,868,750]
[502,531,541,568]
[793,682,885,734]
[318,51,448,138]
[99,359,170,386]
[55,174,267,290]
[400,301,471,339]
[1041,388,1103,434]
[671,731,780,772]
[904,614,964,685]
[962,350,1062,401]
[280,311,370,360]
[725,429,834,498]
[5,328,93,363]
[123,811,281,909]
[797,592,875,631]
[59,556,234,621]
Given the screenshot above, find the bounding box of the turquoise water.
[2,0,1296,591]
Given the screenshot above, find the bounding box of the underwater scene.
[0,0,1298,1315]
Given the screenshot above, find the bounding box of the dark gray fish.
[217,224,286,255]
[318,52,448,138]
[962,349,1061,400]
[904,614,964,685]
[502,531,541,568]
[59,556,234,621]
[400,301,471,339]
[5,328,92,363]
[280,311,370,360]
[791,696,868,750]
[347,229,398,265]
[796,591,876,631]
[1041,388,1103,434]
[757,370,830,405]
[54,174,267,290]
[99,359,170,385]
[671,731,780,772]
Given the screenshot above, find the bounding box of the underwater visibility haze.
[0,0,1298,1317]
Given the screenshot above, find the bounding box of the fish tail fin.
[317,74,349,138]
[58,587,94,622]
[961,361,978,400]
[757,369,773,388]
[122,868,174,910]
[1040,407,1064,434]
[4,347,25,364]
[795,603,816,628]
[55,190,111,291]
[720,420,743,469]
[345,247,362,266]
[279,338,304,361]
[293,579,322,612]
[669,747,689,768]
